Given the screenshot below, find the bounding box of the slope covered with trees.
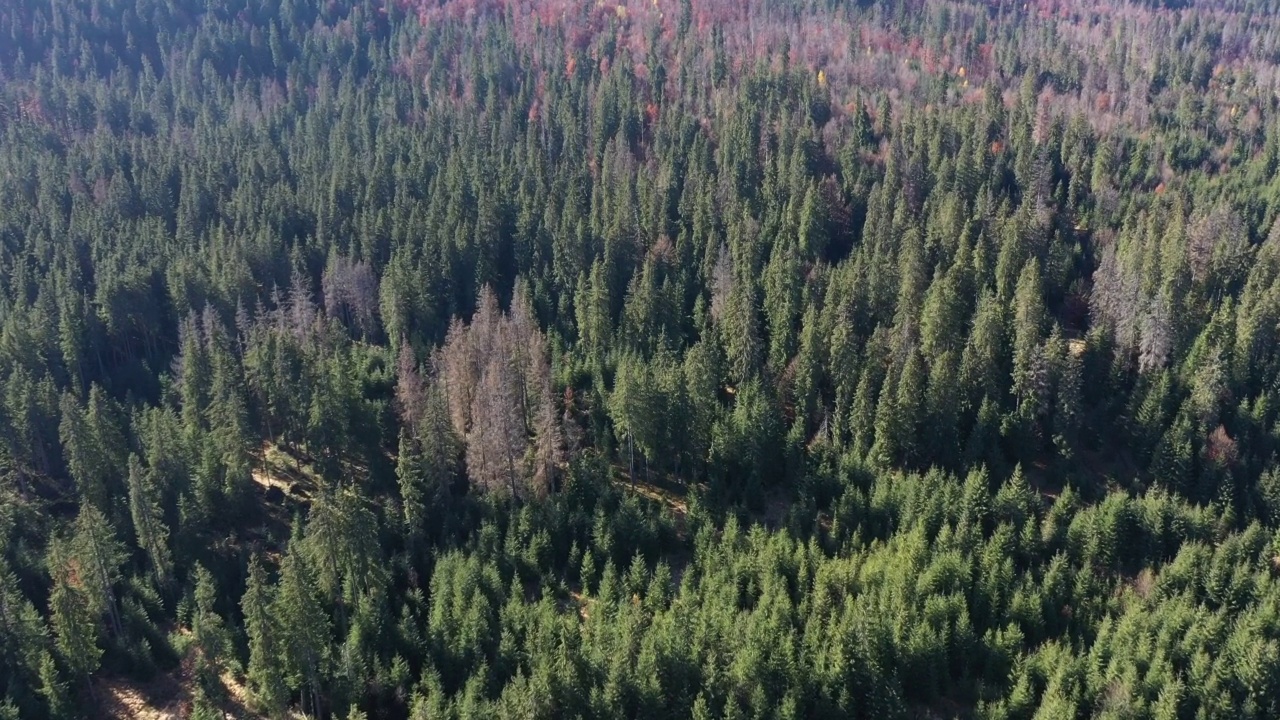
[5,0,1280,717]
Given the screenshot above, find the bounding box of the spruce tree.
[274,541,330,717]
[126,455,172,593]
[242,556,288,717]
[47,543,101,697]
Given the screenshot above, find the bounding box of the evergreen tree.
[67,506,126,640]
[126,454,172,593]
[242,556,288,717]
[275,540,330,717]
[191,564,231,695]
[47,543,101,696]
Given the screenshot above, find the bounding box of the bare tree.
[322,254,380,339]
[709,243,733,323]
[526,328,563,497]
[468,351,525,498]
[437,283,565,500]
[1188,204,1245,286]
[439,317,478,438]
[1138,295,1173,374]
[396,343,428,433]
[285,268,319,343]
[562,387,585,456]
[1090,239,1142,354]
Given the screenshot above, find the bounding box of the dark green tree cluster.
[5,0,1280,717]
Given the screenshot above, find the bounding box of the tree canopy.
[4,0,1280,717]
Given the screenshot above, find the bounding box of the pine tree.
[960,292,1007,416]
[304,486,383,611]
[67,506,126,639]
[920,269,965,361]
[274,541,330,717]
[176,314,212,444]
[1011,259,1047,417]
[57,291,89,397]
[242,556,288,717]
[126,455,172,593]
[47,543,101,696]
[191,564,230,695]
[58,394,107,512]
[38,650,73,720]
[0,559,55,718]
[926,349,961,468]
[1052,351,1083,462]
[869,365,901,468]
[576,260,613,371]
[894,348,927,467]
[84,387,127,494]
[610,354,664,485]
[763,241,802,372]
[398,371,461,543]
[722,266,763,383]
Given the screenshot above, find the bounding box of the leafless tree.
[528,380,564,498]
[437,283,565,499]
[468,348,525,498]
[396,343,428,433]
[322,254,379,339]
[561,387,584,456]
[1090,239,1142,354]
[524,316,563,497]
[1188,204,1245,286]
[439,317,478,438]
[1138,295,1173,374]
[285,268,319,343]
[709,243,733,323]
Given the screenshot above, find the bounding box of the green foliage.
[274,540,331,716]
[242,556,288,717]
[5,0,1280,715]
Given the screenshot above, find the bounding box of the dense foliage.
[5,0,1280,717]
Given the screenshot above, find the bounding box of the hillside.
[4,0,1280,717]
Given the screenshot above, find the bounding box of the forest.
[5,0,1280,716]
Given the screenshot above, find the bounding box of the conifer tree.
[0,560,55,718]
[304,486,383,611]
[126,454,172,593]
[47,542,101,696]
[274,540,330,717]
[67,506,126,640]
[242,556,288,717]
[58,393,108,512]
[191,564,230,694]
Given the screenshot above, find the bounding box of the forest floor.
[96,631,255,719]
[95,448,315,719]
[250,443,320,503]
[618,476,689,515]
[96,445,338,719]
[612,468,794,534]
[567,588,592,621]
[614,469,690,528]
[96,672,186,719]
